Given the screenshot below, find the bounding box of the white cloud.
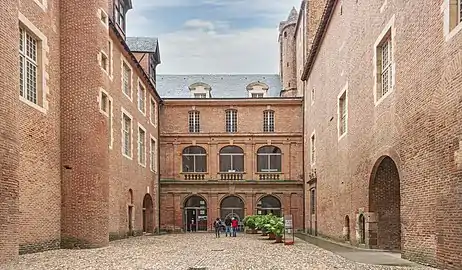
[184,19,215,31]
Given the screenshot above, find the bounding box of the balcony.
[258,172,281,181]
[182,172,206,180]
[219,172,244,181]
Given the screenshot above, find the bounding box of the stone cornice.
[162,98,303,106]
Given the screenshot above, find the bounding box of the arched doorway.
[344,215,350,242]
[183,196,207,232]
[369,156,401,250]
[142,193,153,233]
[220,196,244,231]
[256,195,282,216]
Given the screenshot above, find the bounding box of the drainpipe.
[156,100,162,234]
[302,83,306,233]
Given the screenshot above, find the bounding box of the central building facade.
[156,75,304,232]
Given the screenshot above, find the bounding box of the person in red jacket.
[231,217,238,237]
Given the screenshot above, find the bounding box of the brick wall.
[301,0,462,268]
[280,23,297,96]
[0,0,20,264]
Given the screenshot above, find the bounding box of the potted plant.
[243,215,257,234]
[270,217,285,243]
[266,215,277,240]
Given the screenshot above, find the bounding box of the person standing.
[231,217,239,237]
[213,218,221,238]
[224,217,232,237]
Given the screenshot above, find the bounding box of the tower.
[60,0,111,248]
[279,7,298,97]
[0,0,20,263]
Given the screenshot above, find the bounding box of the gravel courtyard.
[3,234,434,270]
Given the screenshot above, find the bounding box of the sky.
[126,0,301,74]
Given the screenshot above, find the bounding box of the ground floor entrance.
[184,196,208,232]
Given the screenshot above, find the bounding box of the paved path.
[2,233,436,270]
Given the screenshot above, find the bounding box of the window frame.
[114,0,126,32]
[150,135,157,172]
[310,131,316,166]
[19,27,39,105]
[121,108,133,159]
[150,96,157,127]
[337,83,348,140]
[121,59,133,100]
[219,146,244,173]
[138,80,146,115]
[257,146,282,173]
[137,123,147,167]
[188,110,200,133]
[225,109,238,133]
[263,110,275,133]
[182,146,207,173]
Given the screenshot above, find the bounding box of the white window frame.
[121,57,133,101]
[19,13,48,114]
[138,80,146,115]
[107,39,114,79]
[194,93,207,98]
[137,123,147,167]
[99,88,109,116]
[373,15,395,106]
[150,96,157,127]
[99,50,109,74]
[121,108,133,159]
[189,110,200,133]
[150,135,158,172]
[263,110,275,133]
[337,82,348,141]
[33,0,47,11]
[98,8,109,28]
[443,0,462,41]
[310,131,316,166]
[225,109,238,133]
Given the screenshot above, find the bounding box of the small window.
[449,0,462,31]
[189,110,200,133]
[122,62,132,98]
[194,93,207,98]
[100,9,108,25]
[263,110,275,132]
[284,31,287,38]
[150,97,157,126]
[122,113,132,158]
[138,126,146,166]
[310,133,316,165]
[225,109,238,133]
[100,90,108,113]
[286,62,289,67]
[100,52,108,72]
[138,82,146,114]
[338,90,347,137]
[251,93,264,98]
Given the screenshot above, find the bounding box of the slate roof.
[156,74,282,98]
[126,37,159,53]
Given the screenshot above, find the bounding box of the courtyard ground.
[3,233,436,270]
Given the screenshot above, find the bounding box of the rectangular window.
[100,91,108,113]
[114,0,126,32]
[19,27,38,104]
[194,93,206,98]
[138,127,146,165]
[138,82,146,113]
[108,99,113,149]
[263,110,275,132]
[122,113,132,157]
[100,52,108,72]
[376,30,393,102]
[150,97,157,126]
[339,91,347,137]
[150,138,156,172]
[251,93,264,98]
[107,40,112,76]
[310,133,316,165]
[310,189,316,215]
[225,110,238,133]
[122,62,131,98]
[189,111,200,133]
[311,88,315,104]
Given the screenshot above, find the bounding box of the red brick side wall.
[0,0,20,264]
[302,1,462,268]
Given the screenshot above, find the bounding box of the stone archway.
[142,193,154,233]
[369,156,401,250]
[220,196,245,230]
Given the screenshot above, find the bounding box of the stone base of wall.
[60,237,107,249]
[19,239,60,255]
[109,230,144,241]
[402,250,437,268]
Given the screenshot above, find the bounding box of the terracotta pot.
[275,235,283,243]
[251,229,257,234]
[268,232,276,240]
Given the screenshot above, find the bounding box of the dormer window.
[114,0,132,32]
[246,82,269,98]
[189,82,212,98]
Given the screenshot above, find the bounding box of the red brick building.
[288,0,462,269]
[0,0,161,263]
[156,75,304,232]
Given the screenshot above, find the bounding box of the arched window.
[263,110,275,132]
[189,82,212,98]
[257,146,282,172]
[182,146,207,172]
[256,195,281,216]
[219,146,244,172]
[284,31,287,38]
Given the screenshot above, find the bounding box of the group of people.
[213,217,239,238]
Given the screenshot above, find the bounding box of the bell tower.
[279,7,298,97]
